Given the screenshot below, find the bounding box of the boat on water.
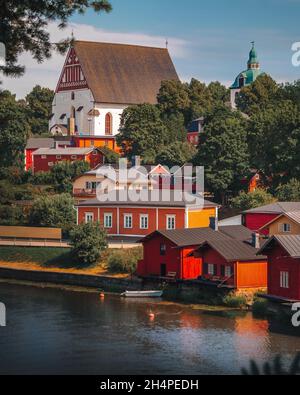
[121,290,163,298]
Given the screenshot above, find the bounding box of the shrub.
[252,298,270,317]
[70,222,108,266]
[107,248,142,274]
[223,293,247,308]
[231,189,276,211]
[30,171,53,186]
[276,179,300,201]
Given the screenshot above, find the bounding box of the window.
[104,213,113,229]
[208,264,216,276]
[280,271,289,289]
[85,213,94,223]
[160,244,166,256]
[71,155,77,160]
[280,223,291,233]
[71,92,75,100]
[56,155,62,160]
[225,266,232,278]
[140,215,149,230]
[48,162,54,167]
[167,215,176,230]
[105,113,113,135]
[41,155,47,159]
[124,214,133,229]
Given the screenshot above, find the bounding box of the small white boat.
[121,290,163,298]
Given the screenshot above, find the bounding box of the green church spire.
[248,41,259,69]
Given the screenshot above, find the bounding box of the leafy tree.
[50,160,90,193]
[101,146,120,164]
[231,189,276,211]
[276,179,300,202]
[156,141,197,168]
[117,104,168,162]
[0,0,112,78]
[236,75,279,115]
[162,112,187,142]
[70,222,107,266]
[29,193,76,235]
[187,78,212,120]
[207,81,230,105]
[157,80,190,120]
[193,107,249,202]
[279,80,300,108]
[0,90,30,167]
[25,85,54,135]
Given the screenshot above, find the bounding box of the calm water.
[0,282,299,375]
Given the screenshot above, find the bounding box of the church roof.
[73,41,179,105]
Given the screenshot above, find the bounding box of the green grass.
[0,247,71,266]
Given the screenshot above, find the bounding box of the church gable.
[56,47,89,92]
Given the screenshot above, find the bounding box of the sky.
[2,0,300,98]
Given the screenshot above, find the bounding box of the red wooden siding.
[243,213,279,235]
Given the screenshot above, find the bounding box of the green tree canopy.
[157,80,190,120]
[70,222,108,266]
[25,85,54,135]
[0,0,112,78]
[156,141,197,168]
[50,160,90,193]
[276,179,300,202]
[231,189,276,211]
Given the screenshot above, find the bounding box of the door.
[160,264,167,277]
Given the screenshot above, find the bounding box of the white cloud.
[1,22,189,99]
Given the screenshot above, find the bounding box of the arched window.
[105,113,113,135]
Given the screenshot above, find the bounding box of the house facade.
[259,235,300,301]
[50,41,179,148]
[259,212,300,236]
[76,195,219,238]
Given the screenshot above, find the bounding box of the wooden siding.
[188,208,216,228]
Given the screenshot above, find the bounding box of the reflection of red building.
[259,235,300,301]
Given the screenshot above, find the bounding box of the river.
[0,282,299,375]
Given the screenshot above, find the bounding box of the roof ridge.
[74,40,168,51]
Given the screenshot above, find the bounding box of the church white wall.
[50,90,128,136]
[230,88,240,109]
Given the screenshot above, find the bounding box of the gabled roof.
[197,238,266,262]
[26,138,54,150]
[218,225,253,241]
[259,211,300,231]
[73,41,179,105]
[243,202,300,215]
[258,235,300,258]
[33,147,99,156]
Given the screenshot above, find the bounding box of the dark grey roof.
[77,192,219,209]
[26,138,54,150]
[244,202,300,214]
[198,239,266,262]
[219,225,253,242]
[258,235,300,258]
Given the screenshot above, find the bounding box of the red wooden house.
[258,235,300,302]
[243,202,300,235]
[137,225,267,289]
[32,146,105,174]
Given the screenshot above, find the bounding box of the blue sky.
[3,0,300,97]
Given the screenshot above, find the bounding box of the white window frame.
[104,213,113,229]
[41,155,47,159]
[280,223,291,233]
[85,212,94,223]
[166,215,176,230]
[71,155,77,160]
[208,264,215,276]
[140,214,149,230]
[124,214,133,229]
[225,266,232,278]
[48,162,54,167]
[56,155,62,160]
[280,271,289,289]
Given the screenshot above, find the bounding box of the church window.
[71,92,75,100]
[105,113,113,135]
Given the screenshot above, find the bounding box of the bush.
[252,298,270,317]
[0,205,27,225]
[276,179,300,201]
[30,171,53,186]
[223,293,247,308]
[70,222,108,266]
[107,248,142,274]
[231,189,276,211]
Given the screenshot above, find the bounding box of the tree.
[29,193,76,235]
[236,75,279,115]
[50,160,90,193]
[117,104,168,162]
[187,78,212,120]
[26,85,54,135]
[231,189,276,211]
[276,179,300,202]
[193,107,249,202]
[0,0,112,78]
[100,146,120,164]
[279,80,300,109]
[157,80,190,120]
[70,222,107,265]
[0,90,30,167]
[156,141,197,168]
[207,81,230,105]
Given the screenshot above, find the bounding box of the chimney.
[68,117,75,136]
[209,217,219,232]
[252,233,260,249]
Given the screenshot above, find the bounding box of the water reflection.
[0,283,299,375]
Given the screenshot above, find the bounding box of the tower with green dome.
[230,42,264,109]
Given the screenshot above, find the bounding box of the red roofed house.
[137,224,267,288]
[258,235,300,302]
[32,146,106,174]
[50,41,179,150]
[243,202,300,235]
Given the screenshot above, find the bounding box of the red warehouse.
[25,138,55,171]
[76,193,220,238]
[32,147,106,173]
[243,202,300,235]
[137,225,266,287]
[258,235,300,302]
